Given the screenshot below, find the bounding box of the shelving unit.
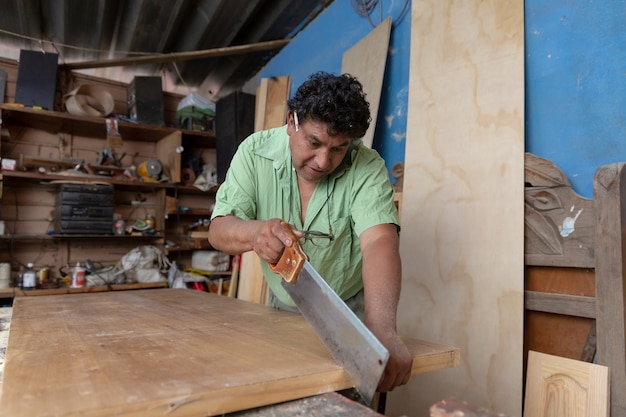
[0,104,219,295]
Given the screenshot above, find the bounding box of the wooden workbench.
[0,289,459,416]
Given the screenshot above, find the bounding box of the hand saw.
[269,222,389,405]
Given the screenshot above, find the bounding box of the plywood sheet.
[390,1,525,416]
[341,17,391,148]
[0,289,459,417]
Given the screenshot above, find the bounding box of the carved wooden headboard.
[525,153,594,268]
[524,152,626,417]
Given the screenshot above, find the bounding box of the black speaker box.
[128,76,164,126]
[215,91,255,183]
[15,50,58,110]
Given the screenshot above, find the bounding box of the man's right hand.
[251,218,303,264]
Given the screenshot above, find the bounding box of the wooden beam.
[525,290,596,318]
[60,39,290,70]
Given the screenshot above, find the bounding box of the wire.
[171,62,191,94]
[350,0,379,27]
[350,0,411,28]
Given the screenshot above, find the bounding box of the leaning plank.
[341,17,391,149]
[593,162,626,417]
[238,76,291,305]
[524,351,609,417]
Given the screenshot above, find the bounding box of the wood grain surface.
[0,289,458,417]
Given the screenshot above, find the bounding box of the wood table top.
[0,289,459,416]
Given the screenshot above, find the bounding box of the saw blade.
[281,261,389,405]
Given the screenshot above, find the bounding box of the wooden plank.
[341,17,391,149]
[237,251,268,304]
[397,1,525,416]
[0,289,459,417]
[524,291,596,318]
[524,351,609,417]
[254,78,268,132]
[237,76,291,305]
[263,76,290,129]
[580,321,597,363]
[593,162,626,417]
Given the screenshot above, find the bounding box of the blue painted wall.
[258,0,411,178]
[261,1,623,199]
[525,1,626,198]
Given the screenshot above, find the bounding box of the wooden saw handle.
[269,221,308,284]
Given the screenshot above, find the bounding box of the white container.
[191,251,230,272]
[0,263,10,289]
[70,262,86,288]
[23,263,37,290]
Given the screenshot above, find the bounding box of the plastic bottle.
[70,262,86,288]
[22,263,37,290]
[114,213,125,235]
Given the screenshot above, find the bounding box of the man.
[208,71,412,392]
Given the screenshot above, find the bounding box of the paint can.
[137,159,162,180]
[70,262,86,288]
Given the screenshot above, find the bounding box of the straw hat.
[64,84,114,117]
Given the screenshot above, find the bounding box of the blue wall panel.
[525,1,626,197]
[259,0,411,179]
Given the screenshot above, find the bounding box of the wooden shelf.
[0,281,168,298]
[0,169,174,190]
[0,105,215,144]
[0,234,163,240]
[0,103,218,290]
[166,208,213,216]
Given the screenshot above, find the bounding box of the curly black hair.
[287,71,371,139]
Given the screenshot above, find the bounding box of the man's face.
[287,113,351,185]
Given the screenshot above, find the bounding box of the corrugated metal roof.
[0,0,332,98]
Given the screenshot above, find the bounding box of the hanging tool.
[269,222,388,405]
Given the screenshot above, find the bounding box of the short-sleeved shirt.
[211,125,399,308]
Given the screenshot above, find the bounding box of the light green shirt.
[211,125,399,307]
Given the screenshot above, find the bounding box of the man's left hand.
[375,329,413,392]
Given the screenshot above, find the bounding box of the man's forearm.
[208,216,261,255]
[360,225,402,333]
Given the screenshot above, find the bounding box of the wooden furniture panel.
[593,161,626,417]
[524,351,609,417]
[0,288,459,417]
[524,153,626,416]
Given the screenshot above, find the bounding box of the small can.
[22,263,37,290]
[70,262,86,288]
[38,267,49,285]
